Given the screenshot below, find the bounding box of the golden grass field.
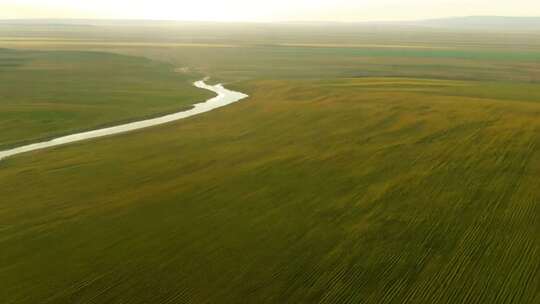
[2,74,540,303]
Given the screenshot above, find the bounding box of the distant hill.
[1,16,540,31]
[412,16,540,30]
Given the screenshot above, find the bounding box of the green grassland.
[1,23,540,303]
[3,22,540,83]
[0,49,210,149]
[9,42,540,83]
[114,45,540,83]
[1,77,540,303]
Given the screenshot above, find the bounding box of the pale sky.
[1,0,539,22]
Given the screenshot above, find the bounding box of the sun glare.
[1,0,540,22]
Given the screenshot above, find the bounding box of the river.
[0,80,248,161]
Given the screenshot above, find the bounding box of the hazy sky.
[1,0,540,21]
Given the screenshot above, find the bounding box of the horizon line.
[1,15,540,24]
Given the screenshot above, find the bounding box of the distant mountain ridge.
[413,16,540,30]
[0,16,539,31]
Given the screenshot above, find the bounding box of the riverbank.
[0,80,248,161]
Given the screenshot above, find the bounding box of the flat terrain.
[2,77,540,303]
[3,22,540,82]
[0,49,210,149]
[1,22,540,303]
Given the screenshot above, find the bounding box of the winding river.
[0,80,248,161]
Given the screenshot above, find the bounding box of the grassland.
[3,21,540,83]
[1,76,540,303]
[0,49,210,149]
[1,22,540,303]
